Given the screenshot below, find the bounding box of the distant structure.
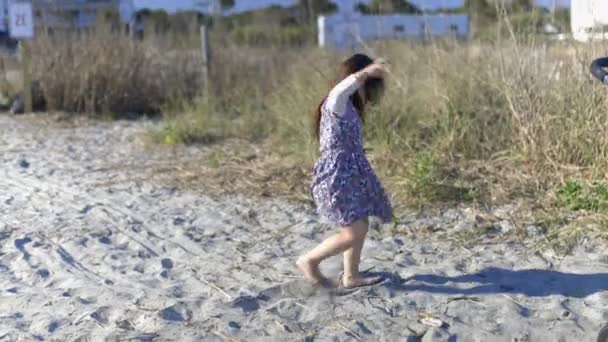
[571,0,608,42]
[0,0,221,35]
[0,0,126,33]
[33,0,124,29]
[318,0,469,50]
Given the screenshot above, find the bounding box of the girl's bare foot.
[296,257,329,288]
[342,274,384,289]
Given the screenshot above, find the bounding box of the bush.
[229,24,313,46]
[558,180,608,212]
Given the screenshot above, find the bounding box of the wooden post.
[307,0,314,24]
[200,25,210,101]
[20,40,32,113]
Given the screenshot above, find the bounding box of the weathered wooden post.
[200,25,211,101]
[20,41,32,113]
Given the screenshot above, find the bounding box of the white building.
[319,10,469,50]
[0,0,132,32]
[0,0,220,34]
[571,0,608,42]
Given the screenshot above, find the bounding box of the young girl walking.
[297,53,393,289]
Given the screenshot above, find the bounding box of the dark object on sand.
[10,81,46,114]
[18,159,29,169]
[591,57,608,84]
[598,324,608,342]
[10,94,23,114]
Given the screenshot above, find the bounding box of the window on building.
[393,25,405,33]
[449,24,458,32]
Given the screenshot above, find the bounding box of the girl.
[297,53,393,289]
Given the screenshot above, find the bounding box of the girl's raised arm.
[325,62,386,115]
[325,74,363,115]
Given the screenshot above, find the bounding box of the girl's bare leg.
[342,219,382,288]
[296,219,369,287]
[343,220,367,284]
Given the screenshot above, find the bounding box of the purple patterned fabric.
[311,100,393,226]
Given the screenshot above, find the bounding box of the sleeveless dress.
[311,99,393,226]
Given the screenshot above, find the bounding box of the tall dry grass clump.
[29,27,202,116]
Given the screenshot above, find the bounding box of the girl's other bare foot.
[342,274,384,289]
[296,257,329,288]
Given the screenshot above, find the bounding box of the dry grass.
[28,26,202,116]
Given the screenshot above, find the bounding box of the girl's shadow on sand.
[373,267,608,298]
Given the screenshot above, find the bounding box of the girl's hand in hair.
[357,62,386,82]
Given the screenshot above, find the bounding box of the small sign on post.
[10,2,34,39]
[10,2,34,114]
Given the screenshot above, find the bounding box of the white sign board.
[9,2,34,39]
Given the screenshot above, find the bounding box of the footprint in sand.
[159,258,173,278]
[231,295,260,314]
[48,321,59,333]
[37,269,50,279]
[18,159,29,169]
[159,303,192,322]
[161,258,173,270]
[90,307,110,325]
[14,237,32,261]
[98,236,111,245]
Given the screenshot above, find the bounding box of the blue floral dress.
[311,100,393,226]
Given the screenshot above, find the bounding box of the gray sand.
[1,114,608,341]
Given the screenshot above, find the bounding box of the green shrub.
[558,180,608,212]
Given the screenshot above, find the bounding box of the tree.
[464,0,495,18]
[149,10,171,34]
[553,8,570,30]
[313,0,338,14]
[356,0,421,15]
[511,0,533,12]
[299,0,337,23]
[464,0,496,36]
[220,0,235,10]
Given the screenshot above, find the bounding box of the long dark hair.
[313,53,385,140]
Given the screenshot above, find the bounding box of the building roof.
[32,0,120,10]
